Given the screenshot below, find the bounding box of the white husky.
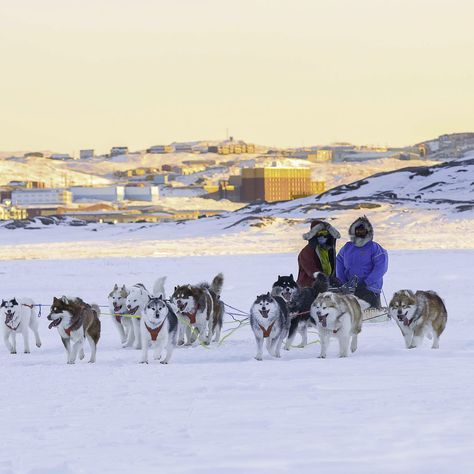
[1,297,41,354]
[311,292,363,358]
[126,277,166,350]
[108,284,133,347]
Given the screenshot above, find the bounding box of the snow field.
[0,251,473,473]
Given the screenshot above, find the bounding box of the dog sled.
[328,276,389,323]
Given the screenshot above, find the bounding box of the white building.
[80,149,94,160]
[11,189,72,206]
[71,186,125,202]
[124,186,159,202]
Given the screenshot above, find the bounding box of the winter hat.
[303,220,341,241]
[348,216,373,247]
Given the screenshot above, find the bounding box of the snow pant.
[354,285,381,309]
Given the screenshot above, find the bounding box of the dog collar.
[145,321,165,341]
[258,321,275,338]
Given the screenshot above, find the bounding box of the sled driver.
[297,219,341,288]
[336,216,388,308]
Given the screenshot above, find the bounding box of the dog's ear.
[290,273,294,280]
[1,300,6,307]
[266,291,271,297]
[12,298,18,306]
[61,296,69,304]
[113,284,118,290]
[158,294,163,300]
[278,275,280,279]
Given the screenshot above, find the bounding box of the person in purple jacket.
[336,216,388,308]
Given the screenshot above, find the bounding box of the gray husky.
[250,293,289,361]
[140,296,178,364]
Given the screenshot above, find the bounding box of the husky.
[47,296,101,364]
[170,273,224,346]
[271,274,299,303]
[388,290,447,349]
[1,297,41,354]
[139,295,178,364]
[108,284,133,347]
[311,291,363,358]
[283,272,329,350]
[126,277,166,350]
[250,292,289,361]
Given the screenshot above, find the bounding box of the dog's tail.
[211,273,224,296]
[153,276,167,298]
[91,304,101,319]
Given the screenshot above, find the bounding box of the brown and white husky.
[389,290,447,349]
[47,296,101,364]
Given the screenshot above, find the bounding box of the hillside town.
[1,132,472,226]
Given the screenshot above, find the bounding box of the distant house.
[11,189,72,206]
[80,149,95,160]
[153,174,169,185]
[147,145,174,154]
[0,203,28,220]
[110,147,128,156]
[173,143,193,152]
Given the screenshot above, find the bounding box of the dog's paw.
[160,360,168,365]
[24,350,30,354]
[255,356,262,361]
[284,346,290,351]
[10,351,17,355]
[274,354,281,358]
[67,361,75,364]
[139,360,148,364]
[36,342,42,348]
[318,355,326,359]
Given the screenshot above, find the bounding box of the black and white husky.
[108,284,133,347]
[1,297,41,354]
[282,272,329,350]
[140,296,178,364]
[271,274,299,303]
[125,277,166,350]
[250,293,289,361]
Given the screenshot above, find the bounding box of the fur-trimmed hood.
[302,220,341,241]
[348,216,373,247]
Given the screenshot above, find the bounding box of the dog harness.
[145,321,165,341]
[183,308,198,325]
[4,319,20,331]
[258,321,275,338]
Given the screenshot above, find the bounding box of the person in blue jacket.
[336,216,388,308]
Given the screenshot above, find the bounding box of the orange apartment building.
[240,167,325,202]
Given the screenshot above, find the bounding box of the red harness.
[258,321,275,338]
[183,309,198,325]
[145,322,165,341]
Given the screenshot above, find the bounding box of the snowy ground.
[0,250,473,473]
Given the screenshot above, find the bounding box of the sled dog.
[388,290,447,349]
[1,297,41,354]
[126,277,166,350]
[284,272,329,350]
[140,295,178,364]
[271,274,299,303]
[311,291,363,358]
[250,292,289,361]
[47,296,101,364]
[170,273,224,346]
[108,284,133,347]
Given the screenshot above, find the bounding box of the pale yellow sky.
[0,0,473,154]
